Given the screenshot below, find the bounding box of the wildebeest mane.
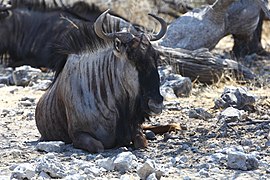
[10,0,60,11]
[53,23,111,81]
[10,0,102,19]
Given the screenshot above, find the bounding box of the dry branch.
[156,45,256,84]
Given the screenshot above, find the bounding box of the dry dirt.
[0,22,270,180]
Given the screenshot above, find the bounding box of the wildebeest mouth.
[146,99,163,116]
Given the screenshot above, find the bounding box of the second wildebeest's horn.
[94,9,134,42]
[148,14,167,41]
[94,9,114,40]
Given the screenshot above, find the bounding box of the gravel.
[0,64,269,179]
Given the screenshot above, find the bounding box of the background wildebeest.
[0,0,148,69]
[0,0,103,69]
[35,10,167,153]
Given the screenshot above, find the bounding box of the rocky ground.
[0,20,270,180]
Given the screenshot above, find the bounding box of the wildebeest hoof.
[133,134,148,149]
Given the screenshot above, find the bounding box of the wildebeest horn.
[94,9,115,40]
[148,14,167,41]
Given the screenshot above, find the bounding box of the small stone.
[209,143,218,148]
[214,86,256,110]
[34,80,52,91]
[146,173,158,180]
[137,160,155,180]
[218,107,243,123]
[96,157,115,171]
[94,154,104,160]
[240,139,253,146]
[10,163,36,180]
[183,176,191,180]
[84,166,100,176]
[161,74,192,97]
[188,108,212,120]
[210,153,226,164]
[120,174,139,180]
[35,153,66,178]
[0,76,9,85]
[12,65,42,86]
[9,88,19,94]
[21,96,36,102]
[181,143,190,150]
[227,150,259,170]
[145,130,156,140]
[211,167,221,173]
[198,168,209,177]
[160,86,177,100]
[113,152,137,173]
[178,155,188,164]
[38,171,51,179]
[20,100,33,107]
[36,141,65,153]
[64,174,90,180]
[265,140,270,147]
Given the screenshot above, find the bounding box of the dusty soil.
[0,22,270,180]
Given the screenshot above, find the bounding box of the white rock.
[84,166,100,176]
[160,86,177,100]
[96,157,115,171]
[120,174,139,180]
[37,171,51,180]
[183,176,191,180]
[113,152,137,173]
[35,153,67,178]
[218,107,244,123]
[227,150,259,170]
[36,141,65,153]
[20,100,33,107]
[33,80,52,90]
[146,173,158,180]
[12,65,42,86]
[10,163,36,180]
[220,146,244,154]
[64,173,90,180]
[214,86,256,109]
[198,168,209,177]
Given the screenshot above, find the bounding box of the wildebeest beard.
[126,34,163,116]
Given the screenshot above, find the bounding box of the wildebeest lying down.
[35,10,167,153]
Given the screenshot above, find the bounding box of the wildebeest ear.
[114,38,121,52]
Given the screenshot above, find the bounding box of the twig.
[228,120,270,126]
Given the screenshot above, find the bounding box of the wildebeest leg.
[72,132,104,153]
[133,127,148,149]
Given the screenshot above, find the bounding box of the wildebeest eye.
[0,11,9,19]
[114,38,121,52]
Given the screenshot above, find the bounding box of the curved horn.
[94,9,114,40]
[148,14,167,41]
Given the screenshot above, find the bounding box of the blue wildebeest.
[0,0,102,68]
[35,10,167,153]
